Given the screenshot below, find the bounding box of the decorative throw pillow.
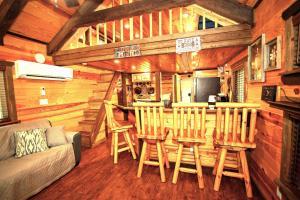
[14,128,49,158]
[46,126,67,147]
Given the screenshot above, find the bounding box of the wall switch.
[277,186,282,199]
[41,87,46,96]
[39,99,48,105]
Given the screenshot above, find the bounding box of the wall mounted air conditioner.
[15,60,73,81]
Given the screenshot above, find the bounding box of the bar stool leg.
[213,149,221,175]
[156,141,166,182]
[137,140,147,178]
[172,143,183,184]
[194,145,204,189]
[113,132,119,164]
[111,132,115,156]
[161,142,170,168]
[125,131,137,160]
[213,148,227,191]
[240,150,253,198]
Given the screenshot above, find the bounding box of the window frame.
[231,57,248,103]
[0,61,18,126]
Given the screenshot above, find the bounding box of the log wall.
[226,0,299,199]
[0,34,111,131]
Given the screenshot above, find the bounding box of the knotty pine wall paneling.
[0,34,111,131]
[226,0,299,199]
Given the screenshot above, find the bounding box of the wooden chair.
[104,100,136,164]
[133,102,170,182]
[213,102,260,198]
[171,103,208,189]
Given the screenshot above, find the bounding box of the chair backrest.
[104,100,115,129]
[133,102,164,138]
[172,102,209,141]
[214,102,260,148]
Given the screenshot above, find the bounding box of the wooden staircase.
[79,72,121,148]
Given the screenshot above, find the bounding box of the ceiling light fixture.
[135,33,139,38]
[131,65,136,70]
[183,12,189,18]
[124,23,130,29]
[114,59,120,64]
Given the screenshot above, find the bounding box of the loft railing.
[62,3,237,51]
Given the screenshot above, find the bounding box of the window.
[0,61,17,126]
[233,68,245,102]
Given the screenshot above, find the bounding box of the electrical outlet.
[276,186,282,199]
[39,99,48,105]
[41,87,46,96]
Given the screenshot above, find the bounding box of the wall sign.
[176,36,201,54]
[114,45,141,58]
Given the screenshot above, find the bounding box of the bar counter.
[113,104,242,168]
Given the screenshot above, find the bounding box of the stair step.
[84,110,98,120]
[99,73,114,82]
[78,120,95,132]
[88,97,104,102]
[93,89,107,93]
[95,82,110,88]
[93,90,106,98]
[88,101,103,109]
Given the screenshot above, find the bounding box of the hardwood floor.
[31,141,264,200]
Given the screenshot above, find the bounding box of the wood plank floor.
[31,141,264,200]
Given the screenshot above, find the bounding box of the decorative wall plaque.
[176,36,201,54]
[114,45,141,58]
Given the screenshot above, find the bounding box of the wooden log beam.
[76,0,197,27]
[47,0,104,55]
[194,0,253,25]
[53,24,251,66]
[0,0,28,45]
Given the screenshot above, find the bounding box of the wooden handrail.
[90,72,121,144]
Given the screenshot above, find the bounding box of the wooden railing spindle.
[159,11,162,36]
[147,106,151,135]
[224,108,230,142]
[104,22,107,44]
[241,108,248,142]
[140,15,143,39]
[201,107,206,138]
[149,13,153,37]
[153,107,157,137]
[141,107,145,136]
[169,9,173,34]
[173,107,178,137]
[249,109,257,142]
[180,107,184,138]
[194,107,199,138]
[135,106,140,135]
[232,108,238,142]
[216,108,222,140]
[187,107,191,138]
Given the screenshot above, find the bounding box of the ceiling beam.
[76,0,197,27]
[194,0,253,25]
[0,0,28,45]
[47,0,104,55]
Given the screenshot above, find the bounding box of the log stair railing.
[79,72,121,147]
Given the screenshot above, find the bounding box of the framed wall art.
[265,36,282,71]
[248,34,266,82]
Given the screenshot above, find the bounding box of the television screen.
[194,77,220,102]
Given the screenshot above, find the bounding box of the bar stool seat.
[104,101,137,164]
[171,103,209,189]
[133,102,170,183]
[212,103,260,198]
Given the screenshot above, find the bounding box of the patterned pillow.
[14,128,49,158]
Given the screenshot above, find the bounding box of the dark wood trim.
[0,120,20,127]
[6,31,49,45]
[0,0,29,45]
[4,66,18,122]
[47,0,104,55]
[282,0,300,20]
[0,61,14,66]
[280,68,300,85]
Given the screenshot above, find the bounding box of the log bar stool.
[172,103,208,189]
[133,102,169,182]
[213,103,260,198]
[104,100,136,164]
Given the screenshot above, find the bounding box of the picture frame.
[248,34,266,82]
[264,36,282,71]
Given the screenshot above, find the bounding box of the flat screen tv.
[194,77,220,102]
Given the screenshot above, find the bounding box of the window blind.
[233,68,245,102]
[0,71,9,120]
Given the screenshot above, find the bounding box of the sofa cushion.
[0,143,75,200]
[0,119,51,161]
[46,126,67,147]
[14,128,49,158]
